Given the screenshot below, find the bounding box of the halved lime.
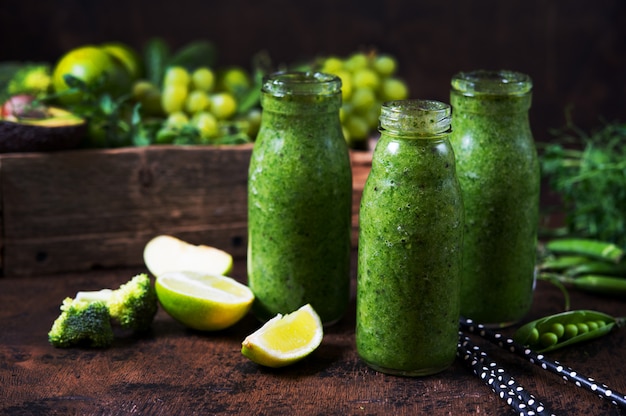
[155,271,253,331]
[241,304,324,368]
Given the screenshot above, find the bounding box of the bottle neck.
[450,90,532,114]
[450,69,532,114]
[261,71,342,115]
[378,99,451,139]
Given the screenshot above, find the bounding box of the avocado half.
[0,107,86,153]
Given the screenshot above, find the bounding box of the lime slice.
[144,235,233,277]
[241,304,324,367]
[155,271,254,331]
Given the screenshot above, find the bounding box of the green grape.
[341,125,351,143]
[321,56,343,74]
[339,106,348,123]
[166,111,189,128]
[352,68,380,90]
[218,67,251,94]
[164,66,191,87]
[161,84,188,114]
[345,114,369,141]
[210,92,237,120]
[380,77,409,101]
[155,127,177,144]
[363,102,382,130]
[344,52,369,71]
[192,111,219,141]
[373,55,397,77]
[191,67,216,92]
[132,80,157,100]
[335,70,353,100]
[185,90,211,114]
[132,80,163,115]
[350,87,376,112]
[243,108,262,138]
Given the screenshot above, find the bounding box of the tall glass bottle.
[356,100,464,376]
[247,72,352,325]
[449,70,540,327]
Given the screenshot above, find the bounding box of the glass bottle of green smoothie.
[356,100,464,376]
[449,70,540,327]
[247,72,352,325]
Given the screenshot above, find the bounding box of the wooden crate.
[0,145,372,277]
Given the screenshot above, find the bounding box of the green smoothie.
[449,70,540,326]
[247,72,352,325]
[356,100,464,376]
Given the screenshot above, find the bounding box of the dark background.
[1,0,625,143]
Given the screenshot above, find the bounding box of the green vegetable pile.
[2,40,409,151]
[538,237,626,303]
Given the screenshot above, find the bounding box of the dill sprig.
[540,119,626,248]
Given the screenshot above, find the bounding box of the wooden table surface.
[1,252,625,416]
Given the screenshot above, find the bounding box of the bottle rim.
[262,71,342,96]
[379,99,451,136]
[451,69,532,95]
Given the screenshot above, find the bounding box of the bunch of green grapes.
[133,66,260,145]
[317,51,409,148]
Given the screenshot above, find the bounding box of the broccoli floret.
[75,273,158,332]
[107,273,158,331]
[48,274,158,348]
[48,297,114,348]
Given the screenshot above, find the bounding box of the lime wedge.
[144,235,233,277]
[241,304,324,367]
[155,271,253,331]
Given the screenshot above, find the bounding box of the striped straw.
[460,317,626,411]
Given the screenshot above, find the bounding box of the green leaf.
[168,40,218,70]
[144,38,170,86]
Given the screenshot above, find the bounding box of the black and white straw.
[458,333,554,416]
[460,317,626,411]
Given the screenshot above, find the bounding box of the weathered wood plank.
[0,145,253,276]
[0,145,372,277]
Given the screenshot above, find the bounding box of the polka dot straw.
[458,333,554,416]
[460,317,626,411]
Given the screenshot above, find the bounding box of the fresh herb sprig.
[540,119,626,248]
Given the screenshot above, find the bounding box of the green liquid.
[450,80,540,326]
[356,126,463,376]
[247,76,352,324]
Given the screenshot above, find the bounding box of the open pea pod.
[513,310,624,353]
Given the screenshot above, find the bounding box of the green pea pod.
[565,261,626,277]
[546,238,624,263]
[513,310,622,353]
[571,275,626,297]
[539,255,591,272]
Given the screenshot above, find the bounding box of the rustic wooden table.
[1,253,625,416]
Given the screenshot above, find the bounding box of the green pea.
[595,320,606,328]
[527,327,540,345]
[587,321,599,331]
[563,323,579,340]
[576,322,590,334]
[539,332,559,348]
[549,323,565,338]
